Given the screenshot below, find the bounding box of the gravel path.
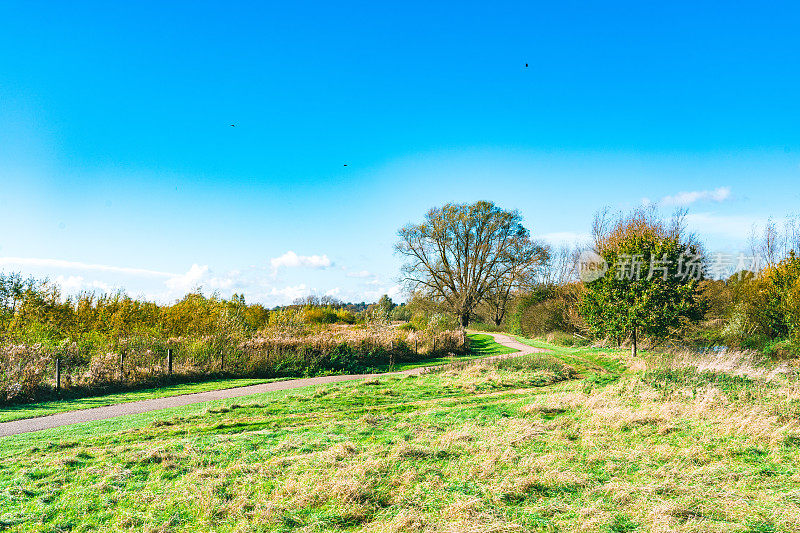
[0,332,545,437]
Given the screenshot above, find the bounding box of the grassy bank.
[0,333,513,424]
[3,342,800,531]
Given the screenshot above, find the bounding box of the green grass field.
[0,333,515,424]
[2,340,799,532]
[379,332,519,372]
[0,378,274,424]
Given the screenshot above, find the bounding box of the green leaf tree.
[580,208,705,356]
[376,294,395,322]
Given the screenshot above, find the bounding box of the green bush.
[301,306,338,324]
[763,338,800,358]
[724,253,800,350]
[335,309,356,324]
[519,299,571,338]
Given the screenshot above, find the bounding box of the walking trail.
[0,332,546,437]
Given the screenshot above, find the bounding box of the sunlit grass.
[0,378,273,424]
[2,343,800,532]
[0,334,513,424]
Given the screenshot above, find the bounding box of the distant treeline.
[0,276,407,345]
[0,278,445,403]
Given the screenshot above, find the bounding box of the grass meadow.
[2,338,800,532]
[0,333,503,424]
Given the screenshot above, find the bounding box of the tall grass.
[0,326,466,404]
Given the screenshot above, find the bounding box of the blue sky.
[1,1,799,305]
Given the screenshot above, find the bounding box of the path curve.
[0,332,546,437]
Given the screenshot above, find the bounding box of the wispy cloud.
[164,264,236,293]
[655,186,732,207]
[1,255,389,306]
[269,251,331,274]
[0,257,239,300]
[0,257,172,277]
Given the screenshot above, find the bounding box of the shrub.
[301,306,338,324]
[723,253,800,350]
[335,309,356,324]
[427,313,460,331]
[519,299,570,338]
[762,338,800,358]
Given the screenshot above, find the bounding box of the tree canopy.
[580,207,705,356]
[396,201,538,327]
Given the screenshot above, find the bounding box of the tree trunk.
[460,313,470,328]
[493,305,506,327]
[631,325,638,358]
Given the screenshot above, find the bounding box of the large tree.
[396,201,537,327]
[580,207,705,356]
[482,239,549,326]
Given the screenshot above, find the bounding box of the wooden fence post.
[220,351,224,373]
[56,357,61,394]
[167,348,173,375]
[120,350,125,383]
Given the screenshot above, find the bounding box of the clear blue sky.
[1,1,799,304]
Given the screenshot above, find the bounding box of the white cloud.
[1,254,397,306]
[54,275,85,293]
[3,258,240,301]
[0,257,172,277]
[387,284,403,300]
[164,264,210,292]
[269,251,331,274]
[363,284,404,303]
[269,283,309,301]
[661,187,731,206]
[53,275,111,293]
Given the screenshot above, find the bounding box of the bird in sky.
[230,124,236,127]
[525,63,528,67]
[343,164,348,166]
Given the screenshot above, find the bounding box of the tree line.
[397,201,800,356]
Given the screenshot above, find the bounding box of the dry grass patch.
[5,345,800,532]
